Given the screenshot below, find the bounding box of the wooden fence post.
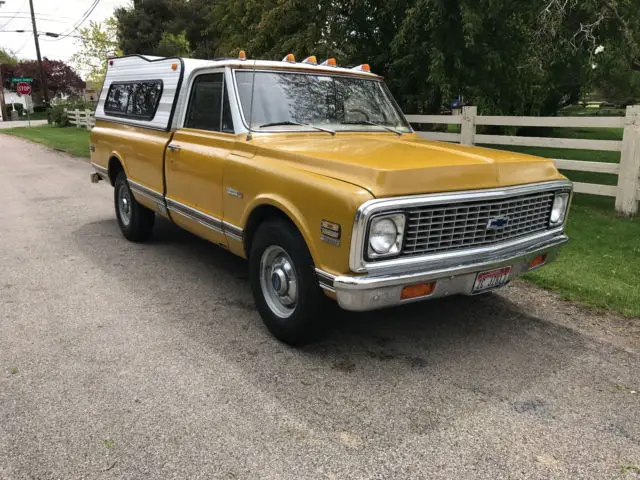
[86,109,93,130]
[74,109,81,128]
[461,106,477,145]
[615,105,640,216]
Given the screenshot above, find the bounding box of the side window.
[185,73,234,133]
[105,83,132,115]
[104,80,163,120]
[127,82,163,119]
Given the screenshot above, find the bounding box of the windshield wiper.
[258,121,335,136]
[342,120,403,136]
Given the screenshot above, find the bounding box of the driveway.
[1,135,639,479]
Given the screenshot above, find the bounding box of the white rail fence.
[64,106,639,214]
[406,106,640,216]
[65,109,95,130]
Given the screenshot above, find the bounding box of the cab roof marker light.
[238,50,247,61]
[171,63,178,71]
[302,55,317,65]
[282,53,295,63]
[321,58,337,67]
[352,63,371,72]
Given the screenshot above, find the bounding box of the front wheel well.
[243,205,298,258]
[108,156,124,186]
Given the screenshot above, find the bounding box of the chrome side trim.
[128,180,164,204]
[315,268,337,293]
[223,221,244,241]
[349,180,573,273]
[166,197,224,233]
[166,198,245,240]
[91,162,109,180]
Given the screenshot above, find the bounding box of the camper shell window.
[104,80,163,121]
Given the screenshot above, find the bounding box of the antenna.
[246,59,257,141]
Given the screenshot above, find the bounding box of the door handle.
[167,144,182,152]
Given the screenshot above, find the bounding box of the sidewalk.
[0,119,48,129]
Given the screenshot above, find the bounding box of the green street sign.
[11,77,33,83]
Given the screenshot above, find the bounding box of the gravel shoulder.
[1,136,639,480]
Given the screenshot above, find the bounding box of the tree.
[156,31,192,57]
[114,0,185,55]
[113,0,640,115]
[538,0,640,73]
[2,59,85,96]
[71,18,121,90]
[0,47,17,66]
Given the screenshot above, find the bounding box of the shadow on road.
[72,214,587,366]
[67,214,640,456]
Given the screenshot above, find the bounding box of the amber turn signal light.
[401,282,436,300]
[529,255,547,270]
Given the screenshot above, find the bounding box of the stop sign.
[16,82,32,96]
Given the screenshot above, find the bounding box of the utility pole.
[28,0,50,107]
[0,66,6,121]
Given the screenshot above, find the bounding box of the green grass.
[488,118,638,316]
[524,201,640,317]
[1,125,90,158]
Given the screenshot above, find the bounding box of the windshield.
[235,70,411,133]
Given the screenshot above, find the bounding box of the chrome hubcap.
[117,185,132,226]
[260,246,297,318]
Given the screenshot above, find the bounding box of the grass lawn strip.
[1,125,90,158]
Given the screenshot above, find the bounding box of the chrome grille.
[402,191,555,257]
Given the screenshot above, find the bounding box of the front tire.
[249,219,327,346]
[114,171,155,242]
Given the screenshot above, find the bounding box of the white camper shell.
[95,54,381,133]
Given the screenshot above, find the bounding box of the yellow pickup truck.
[90,53,572,345]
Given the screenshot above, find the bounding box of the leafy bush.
[47,104,69,127]
[47,99,94,127]
[33,105,46,113]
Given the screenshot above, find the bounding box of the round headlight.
[550,193,569,225]
[370,218,398,254]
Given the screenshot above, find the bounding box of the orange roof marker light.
[352,63,371,72]
[171,63,178,71]
[238,50,247,61]
[282,53,296,63]
[321,58,337,67]
[302,55,317,65]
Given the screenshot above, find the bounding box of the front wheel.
[249,219,328,346]
[114,171,155,242]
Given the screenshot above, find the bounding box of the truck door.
[164,70,235,247]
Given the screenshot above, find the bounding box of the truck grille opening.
[401,191,555,257]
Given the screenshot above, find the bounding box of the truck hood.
[250,133,563,197]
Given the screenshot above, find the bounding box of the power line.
[50,0,101,41]
[0,29,87,39]
[0,0,26,30]
[0,15,68,23]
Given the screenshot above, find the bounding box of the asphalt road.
[1,135,639,479]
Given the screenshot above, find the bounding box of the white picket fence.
[62,105,639,215]
[65,109,95,130]
[406,106,640,216]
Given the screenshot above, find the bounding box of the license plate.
[472,266,512,294]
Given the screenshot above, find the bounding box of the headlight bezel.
[549,192,570,226]
[366,212,406,260]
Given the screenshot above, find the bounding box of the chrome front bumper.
[317,233,568,312]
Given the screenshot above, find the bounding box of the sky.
[0,0,129,70]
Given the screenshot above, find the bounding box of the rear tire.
[114,171,155,242]
[249,219,328,346]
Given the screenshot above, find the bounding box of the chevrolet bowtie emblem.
[486,216,510,230]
